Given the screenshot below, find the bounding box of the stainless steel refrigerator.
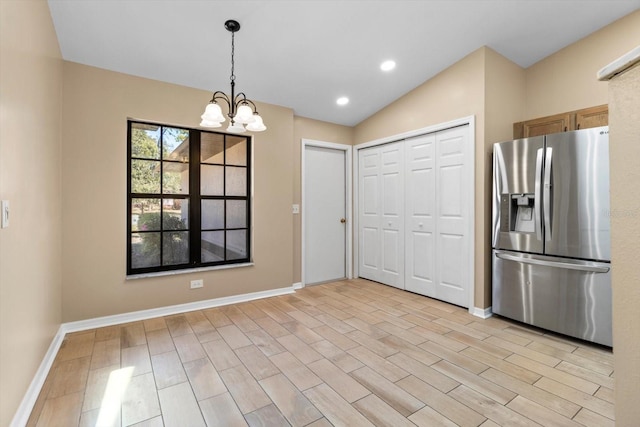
[492,126,612,347]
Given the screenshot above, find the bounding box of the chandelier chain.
[230,31,236,82]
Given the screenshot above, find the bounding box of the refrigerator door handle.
[534,148,544,241]
[495,252,610,273]
[543,147,553,241]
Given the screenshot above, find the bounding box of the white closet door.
[358,124,470,306]
[358,147,382,282]
[405,134,436,296]
[434,126,469,307]
[379,142,404,288]
[358,142,404,288]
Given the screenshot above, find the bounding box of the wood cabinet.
[575,104,609,130]
[513,104,608,139]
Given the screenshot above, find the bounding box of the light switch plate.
[1,200,8,228]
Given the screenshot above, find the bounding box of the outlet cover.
[190,279,203,289]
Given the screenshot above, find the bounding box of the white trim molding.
[11,328,66,427]
[292,282,304,290]
[471,306,493,319]
[10,285,297,427]
[62,286,295,333]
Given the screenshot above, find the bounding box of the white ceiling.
[48,0,640,127]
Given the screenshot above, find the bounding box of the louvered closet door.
[404,134,436,296]
[434,126,469,307]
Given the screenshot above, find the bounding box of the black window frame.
[127,120,252,276]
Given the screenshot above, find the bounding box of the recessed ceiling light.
[380,60,396,72]
[336,97,349,106]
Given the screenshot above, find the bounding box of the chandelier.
[200,19,266,133]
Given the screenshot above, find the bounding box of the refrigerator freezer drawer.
[492,250,612,347]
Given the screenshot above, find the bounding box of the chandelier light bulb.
[246,114,266,132]
[234,104,256,124]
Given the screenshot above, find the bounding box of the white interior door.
[380,142,404,288]
[434,126,469,306]
[358,142,404,289]
[304,146,346,285]
[405,134,436,296]
[358,147,382,282]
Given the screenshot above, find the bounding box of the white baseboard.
[62,286,296,333]
[471,306,493,319]
[11,326,66,427]
[292,282,303,290]
[11,285,297,426]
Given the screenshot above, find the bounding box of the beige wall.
[484,50,527,303]
[0,0,63,425]
[355,47,490,308]
[292,116,354,284]
[608,62,640,426]
[525,10,640,119]
[61,62,295,322]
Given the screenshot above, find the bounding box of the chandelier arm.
[234,92,248,103]
[234,96,260,114]
[210,92,232,114]
[210,91,230,104]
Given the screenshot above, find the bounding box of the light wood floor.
[27,279,615,427]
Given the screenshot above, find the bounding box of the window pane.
[132,199,161,231]
[201,231,224,262]
[201,132,224,163]
[131,232,160,268]
[202,199,224,230]
[226,167,246,196]
[162,127,189,161]
[226,200,246,228]
[226,230,247,260]
[163,199,189,230]
[131,160,160,193]
[163,231,189,266]
[201,165,224,196]
[226,137,247,166]
[163,161,188,194]
[131,123,160,159]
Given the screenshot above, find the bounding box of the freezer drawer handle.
[495,252,610,273]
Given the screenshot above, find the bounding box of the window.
[127,121,251,275]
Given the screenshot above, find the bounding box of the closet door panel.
[358,148,381,282]
[435,127,469,307]
[380,142,404,288]
[405,135,436,295]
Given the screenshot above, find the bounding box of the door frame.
[301,139,353,287]
[353,115,476,313]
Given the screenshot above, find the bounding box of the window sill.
[126,262,254,280]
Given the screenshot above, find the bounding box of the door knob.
[340,218,346,223]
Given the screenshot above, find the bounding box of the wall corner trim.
[471,306,493,319]
[292,282,304,290]
[11,285,297,426]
